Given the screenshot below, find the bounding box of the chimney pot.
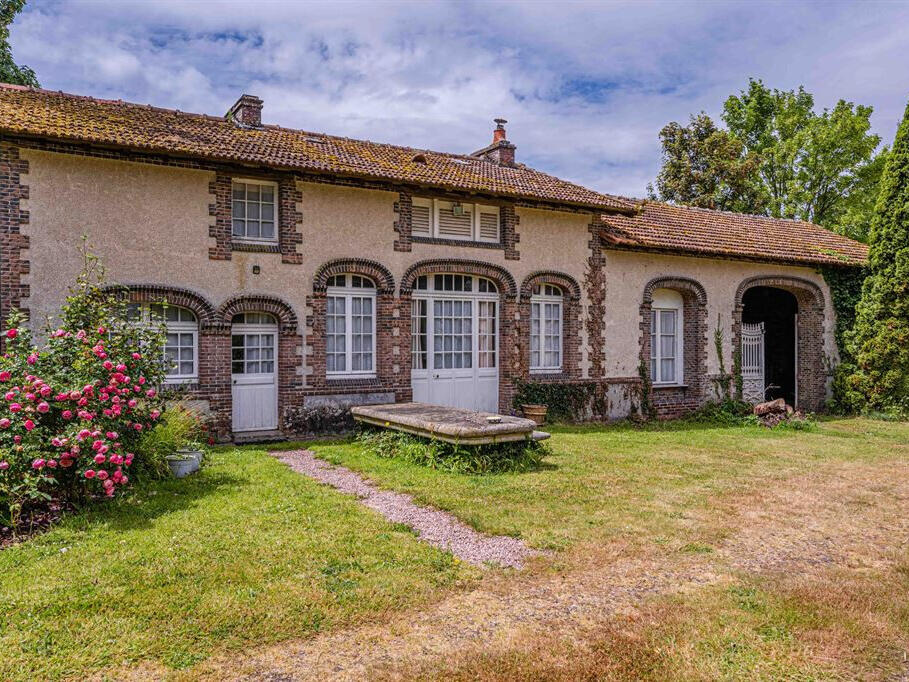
[493,118,508,143]
[227,94,263,128]
[470,117,516,166]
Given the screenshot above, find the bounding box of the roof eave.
[2,127,634,214]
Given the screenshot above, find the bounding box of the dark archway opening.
[742,286,798,405]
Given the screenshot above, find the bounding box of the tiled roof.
[601,200,869,267]
[0,84,635,212]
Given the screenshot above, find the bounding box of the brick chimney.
[227,94,263,128]
[471,118,516,166]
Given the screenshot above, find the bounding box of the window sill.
[412,236,502,249]
[327,374,377,382]
[652,383,688,390]
[232,241,280,253]
[530,369,564,376]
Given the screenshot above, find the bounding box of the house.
[0,85,868,438]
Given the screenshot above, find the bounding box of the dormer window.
[232,179,277,243]
[411,198,500,243]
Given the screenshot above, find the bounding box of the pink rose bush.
[0,254,169,528]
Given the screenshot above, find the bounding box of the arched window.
[530,284,563,372]
[650,288,684,385]
[127,303,199,384]
[326,274,376,377]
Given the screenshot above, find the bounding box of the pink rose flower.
[26,354,37,365]
[84,469,95,479]
[0,371,10,382]
[97,469,109,480]
[133,423,143,431]
[5,328,17,339]
[9,403,21,412]
[60,457,72,468]
[145,389,156,398]
[12,435,20,444]
[62,410,73,420]
[36,401,49,413]
[0,461,8,470]
[47,459,57,468]
[24,419,35,431]
[93,453,106,464]
[0,418,10,429]
[4,391,14,401]
[32,458,44,469]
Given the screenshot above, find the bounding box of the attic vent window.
[411,153,427,164]
[305,136,326,144]
[451,159,471,166]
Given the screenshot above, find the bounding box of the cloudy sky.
[9,0,909,197]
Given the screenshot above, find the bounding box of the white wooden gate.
[741,322,765,404]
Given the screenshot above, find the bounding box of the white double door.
[231,321,278,432]
[411,292,498,413]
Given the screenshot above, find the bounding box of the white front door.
[411,274,498,413]
[231,318,278,432]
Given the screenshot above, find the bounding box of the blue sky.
[9,0,909,197]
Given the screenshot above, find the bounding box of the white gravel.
[272,449,539,569]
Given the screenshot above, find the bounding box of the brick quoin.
[0,143,30,332]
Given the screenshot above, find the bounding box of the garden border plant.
[0,247,170,532]
[357,427,549,474]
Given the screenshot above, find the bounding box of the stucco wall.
[601,249,837,381]
[20,150,594,382]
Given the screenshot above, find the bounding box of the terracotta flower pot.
[521,404,548,425]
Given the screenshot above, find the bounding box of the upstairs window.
[326,274,376,378]
[650,288,684,385]
[411,198,500,243]
[530,284,563,372]
[232,179,277,243]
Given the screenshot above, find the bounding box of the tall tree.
[845,99,909,413]
[647,112,765,213]
[0,0,37,87]
[650,79,884,240]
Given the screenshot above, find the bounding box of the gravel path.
[271,449,539,569]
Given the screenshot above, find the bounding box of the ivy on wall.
[513,380,606,422]
[819,264,868,412]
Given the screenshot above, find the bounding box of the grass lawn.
[0,447,474,681]
[308,418,909,552]
[1,417,907,680]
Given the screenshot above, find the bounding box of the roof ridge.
[634,197,817,225]
[0,82,630,207]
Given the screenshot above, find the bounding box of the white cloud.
[9,0,909,197]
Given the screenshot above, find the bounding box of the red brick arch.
[113,283,218,329]
[733,275,826,411]
[400,259,517,298]
[639,276,709,418]
[217,295,299,334]
[313,258,395,295]
[519,271,581,301]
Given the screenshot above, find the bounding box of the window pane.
[261,221,274,238]
[661,358,675,383]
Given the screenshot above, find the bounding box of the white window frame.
[530,284,563,374]
[650,289,684,386]
[326,274,377,379]
[411,197,501,243]
[231,178,279,245]
[128,303,199,385]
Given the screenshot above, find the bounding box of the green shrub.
[133,404,208,481]
[357,428,548,474]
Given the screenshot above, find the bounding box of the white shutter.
[477,205,500,242]
[437,201,473,239]
[412,198,432,236]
